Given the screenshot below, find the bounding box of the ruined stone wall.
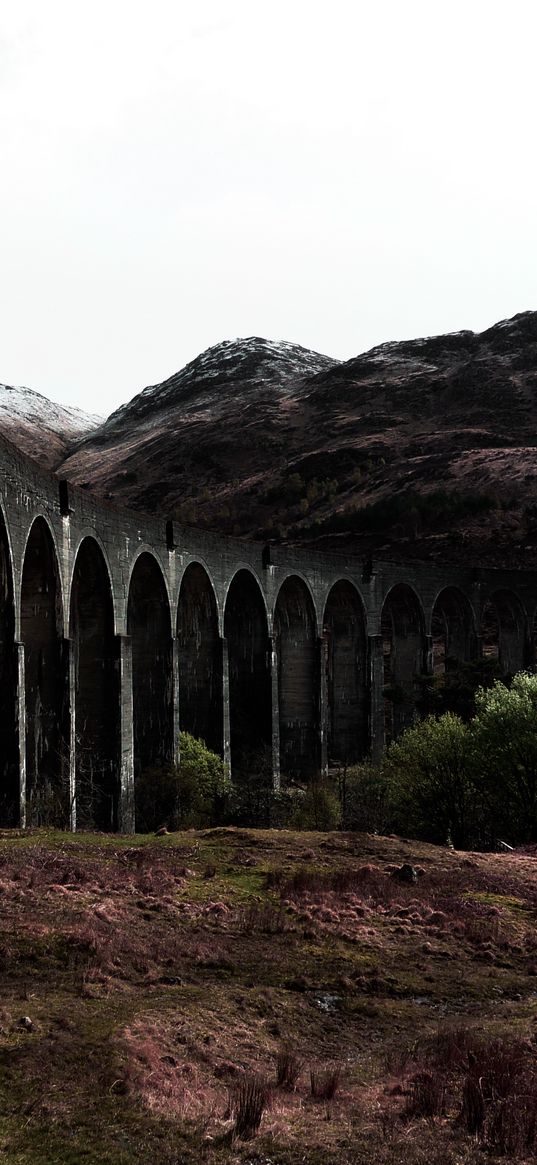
[0,433,535,831]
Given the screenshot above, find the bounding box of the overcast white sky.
[1,0,536,416]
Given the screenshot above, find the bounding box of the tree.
[385,712,474,847]
[470,673,537,843]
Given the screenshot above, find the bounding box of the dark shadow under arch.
[0,511,17,825]
[21,518,67,825]
[324,581,368,765]
[128,553,173,775]
[381,583,426,743]
[432,587,477,675]
[482,589,528,677]
[177,563,222,755]
[274,576,319,779]
[70,538,119,830]
[224,570,271,773]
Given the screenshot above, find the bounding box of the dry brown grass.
[1,828,537,1164]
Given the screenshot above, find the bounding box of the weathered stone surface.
[0,429,535,833]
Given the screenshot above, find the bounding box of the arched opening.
[127,553,173,775]
[323,581,368,766]
[0,511,17,826]
[274,576,319,779]
[70,538,118,830]
[224,570,271,773]
[432,587,476,675]
[482,590,527,677]
[381,584,425,743]
[21,519,66,825]
[177,563,222,755]
[481,599,500,664]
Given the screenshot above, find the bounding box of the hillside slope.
[56,314,537,565]
[2,314,537,565]
[2,826,537,1164]
[0,383,101,468]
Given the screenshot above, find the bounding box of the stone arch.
[0,505,17,825]
[381,583,426,743]
[126,545,173,617]
[482,589,528,676]
[323,580,368,765]
[224,569,271,773]
[127,552,173,776]
[21,517,66,825]
[69,529,116,627]
[177,562,222,755]
[274,575,319,779]
[70,537,119,830]
[431,586,477,675]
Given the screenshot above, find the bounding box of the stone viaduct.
[0,432,535,833]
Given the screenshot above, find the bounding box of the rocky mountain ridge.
[0,383,102,468]
[3,315,537,565]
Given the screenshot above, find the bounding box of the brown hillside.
[56,315,537,566]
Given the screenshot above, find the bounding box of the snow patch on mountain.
[104,337,338,428]
[0,384,102,434]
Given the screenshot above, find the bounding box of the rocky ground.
[1,827,537,1163]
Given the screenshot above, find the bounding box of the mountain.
[4,315,537,566]
[57,336,338,514]
[0,383,102,468]
[56,316,537,566]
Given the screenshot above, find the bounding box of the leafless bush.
[460,1073,485,1137]
[268,863,391,902]
[404,1070,446,1119]
[310,1064,341,1100]
[238,901,289,935]
[415,1029,537,1155]
[275,1045,303,1090]
[419,1026,479,1073]
[384,1043,418,1078]
[487,1089,537,1156]
[230,1074,271,1140]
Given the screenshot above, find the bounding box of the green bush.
[471,673,537,843]
[339,762,390,834]
[289,779,341,831]
[383,672,537,848]
[134,732,231,832]
[384,712,475,848]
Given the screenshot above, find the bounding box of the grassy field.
[1,826,537,1163]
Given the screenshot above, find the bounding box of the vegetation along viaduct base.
[0,433,535,832]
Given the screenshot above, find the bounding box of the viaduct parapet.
[0,434,534,832]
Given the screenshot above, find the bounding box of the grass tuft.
[230,1074,272,1140]
[275,1044,303,1091]
[310,1064,341,1101]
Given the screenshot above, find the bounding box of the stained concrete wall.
[0,432,536,830]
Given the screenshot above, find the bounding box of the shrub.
[310,1064,341,1100]
[176,732,231,827]
[470,673,537,843]
[339,762,390,833]
[231,1075,271,1140]
[404,1070,446,1119]
[289,779,341,831]
[134,733,231,832]
[275,1045,303,1090]
[238,901,289,935]
[228,744,275,827]
[385,712,475,848]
